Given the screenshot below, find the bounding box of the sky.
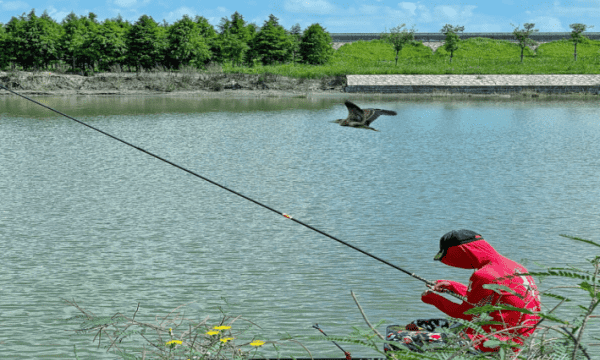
[0,0,598,34]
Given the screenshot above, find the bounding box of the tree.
[243,22,259,65]
[510,23,538,64]
[214,12,252,66]
[440,24,465,64]
[126,15,166,71]
[0,23,8,70]
[60,12,91,71]
[228,11,252,43]
[7,10,62,70]
[84,18,128,71]
[287,23,303,65]
[165,15,211,69]
[569,23,594,61]
[298,23,334,65]
[195,15,217,39]
[380,24,417,66]
[217,31,248,67]
[194,15,220,66]
[3,15,27,70]
[249,14,294,65]
[38,10,63,70]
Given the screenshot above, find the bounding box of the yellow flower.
[250,340,265,347]
[220,337,234,343]
[206,330,220,336]
[213,325,232,330]
[166,340,182,346]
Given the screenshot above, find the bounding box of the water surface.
[1,95,599,359]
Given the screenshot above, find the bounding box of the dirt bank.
[0,71,347,97]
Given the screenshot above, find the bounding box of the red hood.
[441,239,501,269]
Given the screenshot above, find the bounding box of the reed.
[64,234,598,359]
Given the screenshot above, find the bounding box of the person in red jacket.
[421,230,541,354]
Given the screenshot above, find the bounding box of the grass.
[5,36,600,81]
[214,37,600,78]
[3,37,600,97]
[63,234,599,360]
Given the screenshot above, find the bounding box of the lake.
[1,94,599,359]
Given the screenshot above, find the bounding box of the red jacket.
[421,239,541,353]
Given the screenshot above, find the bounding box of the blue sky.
[0,0,598,33]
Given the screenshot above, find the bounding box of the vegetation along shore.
[1,10,599,97]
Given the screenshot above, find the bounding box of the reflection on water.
[0,95,599,359]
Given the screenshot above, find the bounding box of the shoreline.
[1,71,599,99]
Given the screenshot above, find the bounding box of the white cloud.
[45,5,70,22]
[163,6,196,23]
[109,0,151,8]
[399,2,417,16]
[434,5,476,22]
[1,0,29,11]
[284,0,336,15]
[436,5,457,18]
[112,0,138,7]
[527,16,564,32]
[358,5,380,15]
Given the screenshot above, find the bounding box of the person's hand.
[431,280,452,293]
[421,287,436,304]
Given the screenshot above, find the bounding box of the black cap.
[434,229,483,261]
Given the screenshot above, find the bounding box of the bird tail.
[381,110,397,116]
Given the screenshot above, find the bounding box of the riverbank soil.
[0,71,347,96]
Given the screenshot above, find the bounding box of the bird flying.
[334,100,397,131]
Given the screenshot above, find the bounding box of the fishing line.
[1,84,466,302]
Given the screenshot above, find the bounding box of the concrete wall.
[344,84,600,95]
[330,32,600,42]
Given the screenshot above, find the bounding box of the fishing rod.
[313,324,351,360]
[0,84,466,302]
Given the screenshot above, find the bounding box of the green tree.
[195,15,217,39]
[8,10,62,70]
[299,23,334,65]
[218,31,248,67]
[60,12,91,72]
[126,15,166,71]
[194,15,219,66]
[380,24,417,66]
[569,23,594,61]
[249,14,294,65]
[83,18,128,71]
[510,23,538,63]
[37,10,63,70]
[165,15,211,69]
[214,12,252,67]
[0,23,8,69]
[228,11,252,43]
[287,23,303,65]
[3,15,27,70]
[440,24,465,64]
[242,22,259,66]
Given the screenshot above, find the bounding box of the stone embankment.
[0,71,346,96]
[345,74,600,95]
[2,71,599,97]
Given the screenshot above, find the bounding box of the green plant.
[311,235,598,360]
[64,296,311,360]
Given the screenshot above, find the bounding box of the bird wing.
[344,100,364,122]
[363,108,397,125]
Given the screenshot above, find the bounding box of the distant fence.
[330,32,600,43]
